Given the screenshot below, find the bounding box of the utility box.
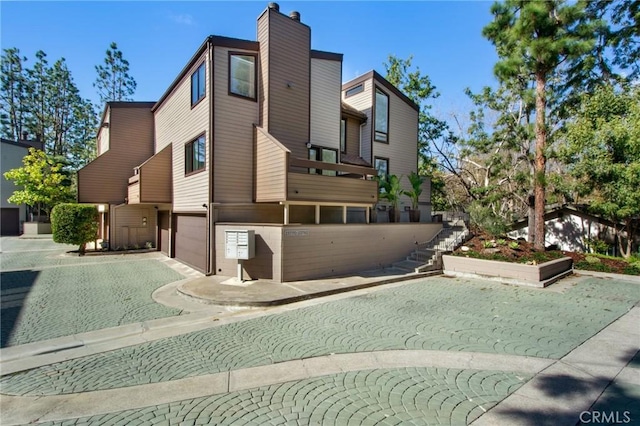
[225,230,255,260]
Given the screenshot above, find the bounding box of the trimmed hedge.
[51,204,98,255]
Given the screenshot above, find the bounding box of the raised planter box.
[22,222,52,235]
[442,255,573,288]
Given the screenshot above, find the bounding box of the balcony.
[255,125,378,222]
[127,145,172,204]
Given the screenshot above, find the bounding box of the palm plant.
[403,171,425,222]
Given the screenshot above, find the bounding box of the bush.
[468,202,509,237]
[51,204,98,255]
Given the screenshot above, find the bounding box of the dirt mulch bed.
[454,232,639,275]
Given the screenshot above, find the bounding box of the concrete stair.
[391,222,469,274]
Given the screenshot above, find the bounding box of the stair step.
[393,259,425,272]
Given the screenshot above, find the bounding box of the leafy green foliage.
[468,201,510,237]
[403,171,425,210]
[560,85,640,258]
[376,174,404,211]
[3,148,74,219]
[509,241,520,250]
[51,203,98,255]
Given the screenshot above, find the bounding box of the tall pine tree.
[94,42,136,103]
[483,0,596,249]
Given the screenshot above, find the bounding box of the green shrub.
[496,239,507,246]
[508,241,520,250]
[482,240,496,249]
[51,204,98,255]
[585,255,601,264]
[468,202,509,237]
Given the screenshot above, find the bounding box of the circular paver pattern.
[2,276,638,396]
[1,258,184,347]
[35,368,531,426]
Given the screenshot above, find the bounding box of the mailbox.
[225,230,255,260]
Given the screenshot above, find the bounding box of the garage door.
[158,211,170,255]
[1,208,20,236]
[173,214,207,272]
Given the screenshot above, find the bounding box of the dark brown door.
[1,208,20,236]
[158,211,170,255]
[173,214,207,272]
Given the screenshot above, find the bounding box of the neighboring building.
[78,3,438,280]
[1,135,44,236]
[508,204,639,255]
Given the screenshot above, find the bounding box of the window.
[340,119,346,153]
[185,135,205,175]
[191,63,206,106]
[375,88,389,143]
[229,53,257,100]
[345,83,364,97]
[309,146,338,176]
[374,157,389,177]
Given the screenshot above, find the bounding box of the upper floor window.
[191,63,206,106]
[185,134,205,175]
[345,83,363,98]
[229,53,257,100]
[340,119,346,153]
[375,87,389,143]
[374,157,389,177]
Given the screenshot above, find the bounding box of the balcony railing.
[255,125,378,205]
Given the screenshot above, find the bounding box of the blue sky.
[1,1,498,118]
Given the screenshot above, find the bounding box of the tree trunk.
[527,193,535,243]
[534,72,547,251]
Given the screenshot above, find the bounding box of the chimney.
[289,11,300,22]
[268,2,279,11]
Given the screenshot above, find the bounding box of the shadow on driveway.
[499,347,640,425]
[1,270,39,348]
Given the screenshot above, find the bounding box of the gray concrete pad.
[178,269,439,306]
[471,306,640,426]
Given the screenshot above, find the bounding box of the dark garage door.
[173,214,207,272]
[158,211,170,256]
[1,208,20,236]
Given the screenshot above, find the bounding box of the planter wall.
[22,222,52,235]
[442,255,573,288]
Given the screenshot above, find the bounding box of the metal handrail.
[413,220,469,263]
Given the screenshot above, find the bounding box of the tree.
[560,85,640,258]
[1,48,98,169]
[51,204,98,255]
[94,42,136,103]
[0,48,28,141]
[483,0,596,250]
[3,148,75,220]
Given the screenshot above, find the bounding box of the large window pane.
[185,135,206,175]
[191,63,205,106]
[375,88,388,142]
[230,54,256,99]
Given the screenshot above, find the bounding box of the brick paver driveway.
[0,237,183,347]
[1,236,639,425]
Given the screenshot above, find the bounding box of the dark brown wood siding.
[260,9,310,160]
[173,214,207,272]
[345,117,361,157]
[78,105,155,204]
[158,211,170,255]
